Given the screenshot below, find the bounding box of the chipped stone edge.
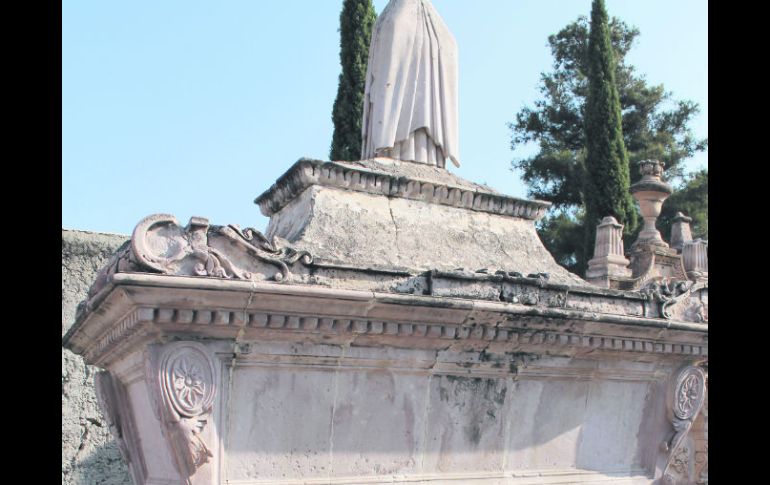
[254,159,552,220]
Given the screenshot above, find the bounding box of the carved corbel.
[146,342,218,482]
[658,364,707,484]
[94,371,148,485]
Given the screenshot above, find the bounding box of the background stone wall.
[62,229,131,485]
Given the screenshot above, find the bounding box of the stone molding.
[73,302,707,370]
[64,273,708,367]
[429,270,708,323]
[231,350,666,382]
[94,371,148,485]
[146,341,218,482]
[254,159,551,220]
[74,213,706,332]
[220,468,652,485]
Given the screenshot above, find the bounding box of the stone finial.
[586,216,631,287]
[630,160,673,249]
[670,212,693,252]
[683,239,708,281]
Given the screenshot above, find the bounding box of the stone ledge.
[64,274,708,367]
[202,468,652,485]
[84,305,707,367]
[255,158,551,220]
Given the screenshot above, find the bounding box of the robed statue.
[362,0,460,169]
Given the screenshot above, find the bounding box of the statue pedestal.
[64,159,707,485]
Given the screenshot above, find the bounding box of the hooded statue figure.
[361,0,460,169]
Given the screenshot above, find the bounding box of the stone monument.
[63,3,707,484]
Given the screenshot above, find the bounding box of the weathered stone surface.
[256,158,550,220]
[669,212,693,252]
[682,240,708,282]
[62,157,707,484]
[63,261,707,484]
[265,183,584,286]
[62,229,131,485]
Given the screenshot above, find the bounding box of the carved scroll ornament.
[640,278,707,322]
[148,342,218,481]
[86,214,313,304]
[660,365,707,484]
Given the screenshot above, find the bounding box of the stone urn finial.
[630,160,673,249]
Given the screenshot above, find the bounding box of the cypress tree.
[330,0,377,161]
[583,0,637,269]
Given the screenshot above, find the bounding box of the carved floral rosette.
[149,341,218,481]
[661,365,707,484]
[673,367,706,421]
[160,343,216,419]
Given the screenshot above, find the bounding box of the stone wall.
[62,229,131,485]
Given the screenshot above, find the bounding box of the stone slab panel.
[576,381,650,472]
[225,365,336,482]
[422,375,511,473]
[505,379,590,470]
[329,369,429,477]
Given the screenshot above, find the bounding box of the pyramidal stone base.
[257,158,586,286]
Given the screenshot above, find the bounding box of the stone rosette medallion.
[149,341,218,481]
[673,367,706,421]
[161,343,216,419]
[660,364,707,485]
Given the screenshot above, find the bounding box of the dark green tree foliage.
[659,169,708,241]
[537,210,586,274]
[582,0,637,263]
[330,0,377,161]
[511,17,706,207]
[509,8,706,275]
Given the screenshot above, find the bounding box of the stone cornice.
[254,159,552,220]
[64,274,708,367]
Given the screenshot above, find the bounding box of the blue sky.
[63,0,707,235]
